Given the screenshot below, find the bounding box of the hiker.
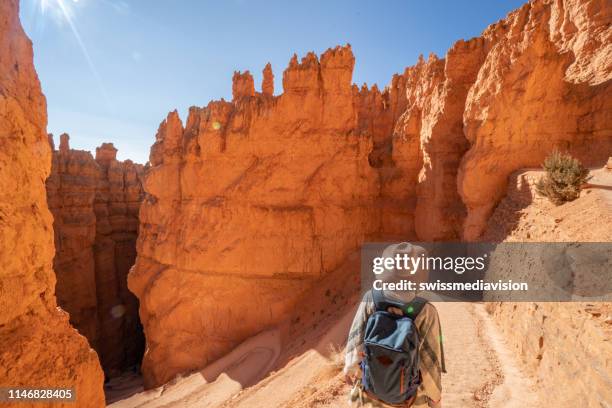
[344,242,445,408]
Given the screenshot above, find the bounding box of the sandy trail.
[108,330,282,407]
[252,302,543,408]
[110,300,542,408]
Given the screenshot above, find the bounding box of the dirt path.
[110,301,543,408]
[266,302,543,408]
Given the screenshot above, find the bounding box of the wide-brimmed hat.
[378,242,428,282]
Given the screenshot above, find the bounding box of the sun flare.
[34,0,111,109]
[38,0,78,22]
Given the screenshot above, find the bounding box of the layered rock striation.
[47,134,100,346]
[0,1,105,406]
[130,46,380,387]
[131,0,611,387]
[47,136,145,378]
[458,0,612,239]
[93,143,145,377]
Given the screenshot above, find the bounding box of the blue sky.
[20,0,524,163]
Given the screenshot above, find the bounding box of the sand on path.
[110,300,543,408]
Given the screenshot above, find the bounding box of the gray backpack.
[360,290,426,405]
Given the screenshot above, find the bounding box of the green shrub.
[536,150,590,205]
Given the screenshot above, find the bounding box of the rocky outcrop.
[262,63,274,96]
[93,143,145,377]
[130,45,380,387]
[363,0,612,242]
[458,0,612,239]
[47,134,100,346]
[131,0,611,387]
[404,41,485,241]
[47,137,145,378]
[0,1,105,406]
[232,71,255,100]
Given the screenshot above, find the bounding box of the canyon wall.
[47,137,145,378]
[387,0,612,241]
[47,134,100,346]
[131,0,611,387]
[0,1,105,406]
[92,143,145,377]
[130,46,381,387]
[458,0,612,239]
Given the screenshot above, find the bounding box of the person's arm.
[416,304,444,405]
[343,292,372,383]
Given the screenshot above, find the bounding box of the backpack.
[360,290,427,405]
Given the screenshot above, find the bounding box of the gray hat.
[378,242,428,282]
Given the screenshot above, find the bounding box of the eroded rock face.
[458,0,612,240]
[93,143,145,377]
[130,45,380,387]
[367,0,612,242]
[232,71,255,100]
[47,135,100,346]
[47,137,145,378]
[0,1,104,406]
[262,63,274,96]
[131,0,611,387]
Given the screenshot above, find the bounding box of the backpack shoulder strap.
[405,296,427,319]
[372,289,404,312]
[372,290,428,318]
[371,289,387,311]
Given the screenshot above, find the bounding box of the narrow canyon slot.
[47,135,146,379]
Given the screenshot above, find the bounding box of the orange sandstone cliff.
[46,134,100,348]
[130,0,611,388]
[47,136,145,378]
[129,46,380,387]
[458,0,612,239]
[0,0,105,406]
[93,143,145,377]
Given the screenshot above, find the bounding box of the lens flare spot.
[212,121,221,130]
[111,304,126,319]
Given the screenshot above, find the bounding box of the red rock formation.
[130,45,380,387]
[399,40,486,241]
[59,132,70,154]
[93,143,145,377]
[47,138,145,378]
[353,75,417,240]
[262,63,274,96]
[131,0,612,388]
[482,166,612,407]
[47,135,100,345]
[365,0,611,242]
[232,71,255,100]
[0,1,105,406]
[458,0,612,240]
